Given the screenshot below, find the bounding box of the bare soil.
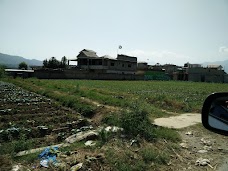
[177,124,228,170]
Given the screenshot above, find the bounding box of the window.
[128,64,131,68]
[91,60,95,65]
[122,64,124,67]
[111,62,114,66]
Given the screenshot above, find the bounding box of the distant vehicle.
[202,92,228,135]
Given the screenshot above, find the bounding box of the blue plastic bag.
[38,147,59,167]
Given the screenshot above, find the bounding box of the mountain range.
[0,52,227,73]
[0,53,42,69]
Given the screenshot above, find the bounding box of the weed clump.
[103,107,180,143]
[102,107,157,141]
[120,105,157,141]
[98,128,113,145]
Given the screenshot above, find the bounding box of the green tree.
[42,57,68,69]
[0,65,6,78]
[43,59,48,68]
[60,56,67,68]
[43,56,67,69]
[48,57,61,69]
[18,62,28,70]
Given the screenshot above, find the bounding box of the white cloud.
[219,46,228,53]
[125,49,192,66]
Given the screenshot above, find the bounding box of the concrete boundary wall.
[34,69,144,80]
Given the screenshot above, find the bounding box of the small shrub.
[99,128,112,145]
[120,107,156,141]
[80,106,95,117]
[102,113,121,126]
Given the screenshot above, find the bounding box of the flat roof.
[5,69,34,73]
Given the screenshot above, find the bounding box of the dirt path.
[153,113,228,170]
[153,113,201,129]
[177,124,228,171]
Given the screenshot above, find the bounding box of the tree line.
[43,56,67,69]
[16,56,68,70]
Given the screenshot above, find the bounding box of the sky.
[0,0,228,66]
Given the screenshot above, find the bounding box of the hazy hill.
[202,60,228,74]
[0,53,42,68]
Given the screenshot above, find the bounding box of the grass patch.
[0,139,35,156]
[105,148,147,171]
[154,127,181,142]
[140,146,169,165]
[14,152,40,164]
[105,143,171,171]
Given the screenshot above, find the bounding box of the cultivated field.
[1,78,228,170]
[7,79,228,115]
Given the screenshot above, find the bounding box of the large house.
[74,49,137,74]
[187,66,225,83]
[173,62,226,83]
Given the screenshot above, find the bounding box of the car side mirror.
[202,92,228,135]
